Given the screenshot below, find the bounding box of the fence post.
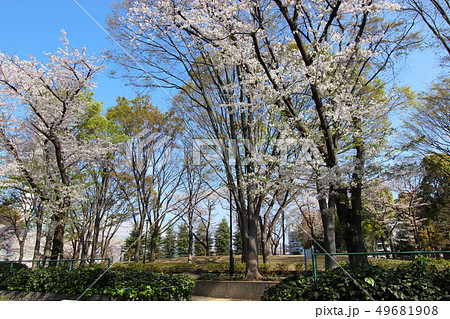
[10,261,13,272]
[304,251,308,274]
[312,249,317,281]
[69,260,73,271]
[107,258,111,271]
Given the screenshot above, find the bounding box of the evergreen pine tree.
[214,218,230,256]
[233,226,243,255]
[124,227,143,261]
[161,227,176,258]
[176,224,190,257]
[144,231,163,260]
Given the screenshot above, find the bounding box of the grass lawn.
[117,254,428,274]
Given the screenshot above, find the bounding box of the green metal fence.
[0,258,111,272]
[312,250,450,281]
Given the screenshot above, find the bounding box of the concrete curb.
[193,281,279,300]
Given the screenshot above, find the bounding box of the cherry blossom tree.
[391,163,428,249]
[0,32,106,260]
[0,190,34,262]
[362,180,399,254]
[107,0,419,271]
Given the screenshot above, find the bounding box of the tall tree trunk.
[90,209,102,263]
[49,135,70,262]
[91,170,108,264]
[188,209,194,263]
[79,218,94,266]
[18,239,25,262]
[71,240,78,259]
[148,228,159,262]
[32,204,44,269]
[335,188,367,266]
[80,237,91,266]
[73,242,81,260]
[50,216,65,261]
[380,234,390,258]
[134,218,145,262]
[318,193,338,269]
[43,215,58,265]
[43,233,53,265]
[264,237,271,260]
[237,213,246,263]
[259,216,268,264]
[282,210,285,255]
[243,192,262,280]
[245,210,261,280]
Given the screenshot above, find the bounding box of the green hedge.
[262,262,450,301]
[0,266,195,300]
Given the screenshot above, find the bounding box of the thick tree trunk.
[148,229,159,262]
[80,238,91,265]
[244,193,263,280]
[18,239,25,262]
[245,218,262,280]
[50,217,65,261]
[318,194,338,269]
[262,237,271,263]
[43,215,58,265]
[335,189,367,266]
[43,233,53,265]
[49,134,70,262]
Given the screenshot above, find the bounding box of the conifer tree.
[176,224,189,257]
[214,218,230,256]
[161,227,176,258]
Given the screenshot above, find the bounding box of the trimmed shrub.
[262,263,450,301]
[0,266,195,301]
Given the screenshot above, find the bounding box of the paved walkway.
[190,296,243,301]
